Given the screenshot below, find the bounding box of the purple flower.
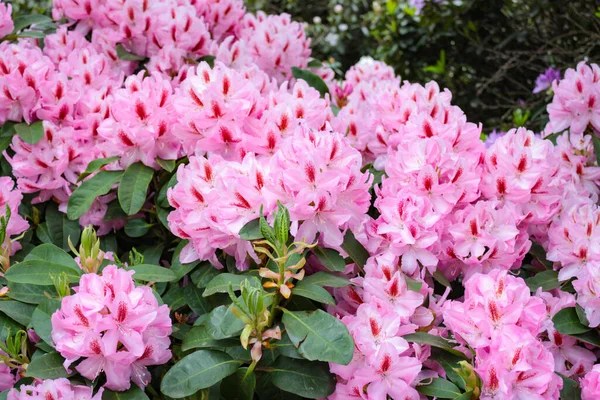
[484,129,506,147]
[533,67,562,94]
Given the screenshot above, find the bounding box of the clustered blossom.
[51,266,172,391]
[0,2,13,39]
[443,270,562,399]
[582,365,600,400]
[168,125,372,269]
[533,67,562,94]
[8,378,103,400]
[329,253,426,400]
[0,177,29,257]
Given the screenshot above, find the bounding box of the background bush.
[248,0,600,131]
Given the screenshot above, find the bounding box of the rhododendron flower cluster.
[582,365,600,400]
[8,378,102,400]
[51,266,172,391]
[0,177,28,257]
[0,2,12,39]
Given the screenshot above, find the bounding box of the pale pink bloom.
[51,265,172,391]
[582,364,600,400]
[8,378,103,400]
[0,2,13,38]
[0,177,29,255]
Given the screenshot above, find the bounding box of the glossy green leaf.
[571,329,600,347]
[433,269,451,287]
[403,332,455,350]
[68,171,123,220]
[156,158,176,172]
[416,378,461,399]
[526,269,560,291]
[31,299,61,347]
[124,219,152,238]
[221,367,256,400]
[558,372,582,400]
[116,43,145,61]
[239,218,262,240]
[77,156,119,182]
[203,274,261,297]
[314,247,346,272]
[341,230,369,268]
[170,241,200,280]
[302,272,350,288]
[207,305,245,339]
[6,259,81,286]
[291,282,335,305]
[267,357,335,399]
[553,307,591,335]
[118,162,154,215]
[26,352,69,379]
[291,67,329,97]
[14,121,44,144]
[45,203,81,251]
[0,313,22,342]
[12,14,52,32]
[191,263,220,288]
[160,350,241,398]
[529,241,553,269]
[162,286,185,311]
[157,173,177,208]
[429,348,468,390]
[103,387,150,400]
[182,325,223,351]
[25,244,80,270]
[7,282,57,305]
[184,285,211,316]
[281,308,353,365]
[128,264,176,282]
[0,300,35,326]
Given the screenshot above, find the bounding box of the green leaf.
[406,275,423,292]
[45,203,81,251]
[6,260,81,286]
[103,387,150,400]
[128,264,176,282]
[162,286,185,311]
[307,59,323,68]
[267,357,335,399]
[25,243,80,270]
[529,241,553,269]
[0,300,35,326]
[7,282,57,305]
[116,43,146,61]
[273,203,290,246]
[291,67,329,97]
[16,31,46,39]
[77,156,119,182]
[12,14,52,33]
[433,269,451,287]
[207,305,245,339]
[68,171,123,220]
[26,352,69,379]
[291,282,335,305]
[31,299,62,347]
[14,121,44,144]
[571,329,600,347]
[552,307,591,335]
[302,272,350,288]
[239,218,262,240]
[417,378,461,398]
[118,162,154,215]
[403,332,455,350]
[37,222,53,243]
[170,241,200,280]
[124,219,152,238]
[557,373,581,400]
[429,348,468,390]
[160,350,242,398]
[198,55,216,67]
[593,134,600,167]
[280,308,353,365]
[191,263,220,288]
[203,274,261,297]
[221,367,256,400]
[454,391,474,400]
[0,122,16,153]
[313,247,346,272]
[0,313,22,342]
[184,285,211,316]
[182,325,224,351]
[576,304,590,326]
[526,270,560,292]
[157,173,177,209]
[156,158,176,172]
[340,230,369,269]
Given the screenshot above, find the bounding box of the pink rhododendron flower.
[0,2,13,38]
[8,378,102,400]
[0,177,29,255]
[582,364,600,400]
[51,265,172,391]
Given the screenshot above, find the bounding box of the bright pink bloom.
[582,364,600,400]
[51,265,172,391]
[8,378,103,400]
[0,2,13,38]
